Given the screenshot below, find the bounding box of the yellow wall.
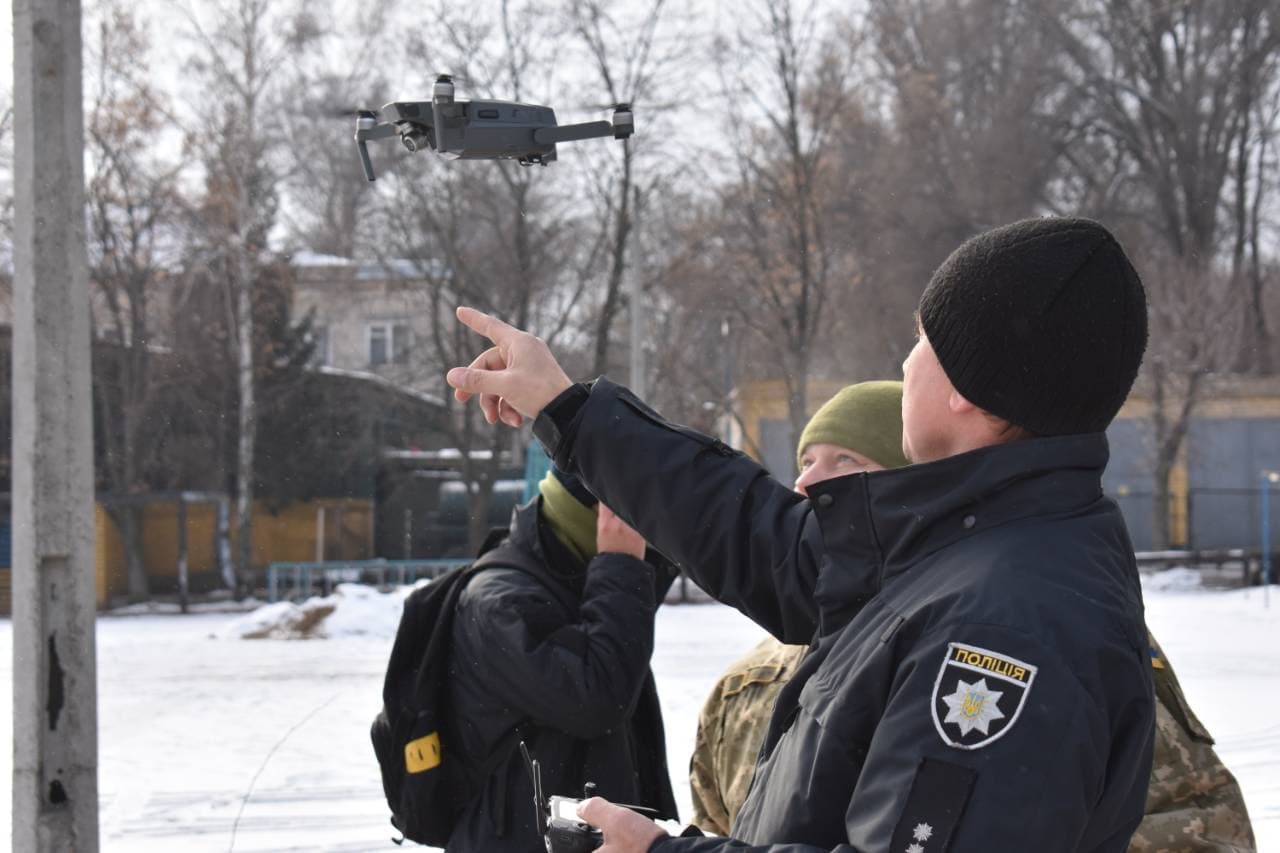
[249,499,373,564]
[92,497,374,608]
[135,502,218,578]
[735,379,848,461]
[96,504,128,604]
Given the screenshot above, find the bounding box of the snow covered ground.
[0,573,1276,852]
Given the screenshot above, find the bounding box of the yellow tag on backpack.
[405,732,442,774]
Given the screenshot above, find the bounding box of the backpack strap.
[468,533,572,608]
[476,524,512,557]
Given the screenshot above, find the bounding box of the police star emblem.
[931,642,1037,750]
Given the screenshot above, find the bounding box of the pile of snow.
[217,582,423,640]
[1140,566,1205,593]
[221,574,715,642]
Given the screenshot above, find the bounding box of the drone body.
[355,75,633,180]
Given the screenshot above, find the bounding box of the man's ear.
[948,388,977,415]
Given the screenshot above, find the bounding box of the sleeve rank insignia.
[931,642,1038,750]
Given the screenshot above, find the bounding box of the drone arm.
[533,120,613,145]
[356,141,376,182]
[354,123,399,182]
[355,121,399,180]
[355,123,398,142]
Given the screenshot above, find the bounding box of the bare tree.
[867,0,1069,232]
[85,2,188,600]
[1046,1,1279,270]
[1236,63,1280,372]
[369,0,592,550]
[704,0,856,470]
[278,1,396,257]
[181,0,322,588]
[560,0,687,378]
[642,191,771,452]
[840,0,1073,377]
[1041,0,1280,544]
[1143,254,1245,546]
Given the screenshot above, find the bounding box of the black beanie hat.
[918,217,1148,436]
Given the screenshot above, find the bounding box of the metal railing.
[266,558,470,603]
[1133,548,1266,588]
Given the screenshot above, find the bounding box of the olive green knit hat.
[796,381,909,470]
[538,469,597,562]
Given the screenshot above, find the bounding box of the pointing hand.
[445,307,573,427]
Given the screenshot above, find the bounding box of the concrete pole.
[11,1,100,850]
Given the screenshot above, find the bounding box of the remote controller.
[545,795,603,853]
[521,743,656,853]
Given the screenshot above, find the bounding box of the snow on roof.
[291,251,449,282]
[315,364,444,407]
[291,250,354,267]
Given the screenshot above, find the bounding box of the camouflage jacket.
[690,634,1254,851]
[689,637,806,835]
[1134,635,1255,852]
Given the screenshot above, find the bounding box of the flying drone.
[354,74,634,180]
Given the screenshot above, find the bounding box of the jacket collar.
[806,433,1109,618]
[488,498,588,606]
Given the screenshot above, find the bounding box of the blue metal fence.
[266,558,470,603]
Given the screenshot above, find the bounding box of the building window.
[308,325,330,367]
[369,321,411,366]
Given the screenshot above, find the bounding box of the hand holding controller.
[546,795,603,853]
[521,743,665,853]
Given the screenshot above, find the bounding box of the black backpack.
[370,533,540,846]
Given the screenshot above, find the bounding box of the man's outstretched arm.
[445,307,834,641]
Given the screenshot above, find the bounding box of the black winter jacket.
[444,499,679,853]
[534,379,1155,853]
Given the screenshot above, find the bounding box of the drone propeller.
[430,71,485,91]
[315,106,377,120]
[576,99,678,112]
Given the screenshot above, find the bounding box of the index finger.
[457,306,520,345]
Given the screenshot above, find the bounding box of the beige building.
[291,251,450,400]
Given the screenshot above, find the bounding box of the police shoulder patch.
[931,642,1037,750]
